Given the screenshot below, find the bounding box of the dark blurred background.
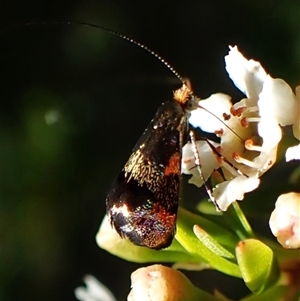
[1,1,300,300]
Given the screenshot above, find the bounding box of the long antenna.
[22,21,244,141]
[3,20,245,142]
[13,21,185,84]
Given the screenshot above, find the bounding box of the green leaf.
[241,285,297,301]
[178,207,239,251]
[236,239,280,294]
[193,225,235,259]
[175,208,241,277]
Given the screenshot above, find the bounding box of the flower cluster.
[183,46,299,211]
[77,47,300,301]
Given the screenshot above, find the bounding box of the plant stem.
[227,202,255,239]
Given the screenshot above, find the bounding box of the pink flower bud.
[269,192,300,249]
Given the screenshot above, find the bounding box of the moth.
[7,21,217,250]
[106,82,200,250]
[97,24,208,249]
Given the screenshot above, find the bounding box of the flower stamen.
[245,117,261,123]
[231,106,246,117]
[214,129,224,137]
[246,105,259,113]
[233,152,261,169]
[241,117,249,127]
[241,116,261,127]
[245,139,263,152]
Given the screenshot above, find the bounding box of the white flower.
[258,76,298,127]
[224,45,267,99]
[184,46,298,210]
[181,139,219,187]
[212,175,260,211]
[269,192,300,249]
[75,275,116,301]
[188,93,232,134]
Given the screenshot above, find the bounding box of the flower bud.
[128,264,215,301]
[269,192,300,249]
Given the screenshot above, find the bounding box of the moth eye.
[185,98,198,111]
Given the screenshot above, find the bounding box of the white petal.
[258,76,298,126]
[257,115,282,151]
[189,93,232,132]
[285,144,300,161]
[75,275,116,301]
[252,145,278,175]
[225,46,267,99]
[181,140,220,187]
[213,175,260,211]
